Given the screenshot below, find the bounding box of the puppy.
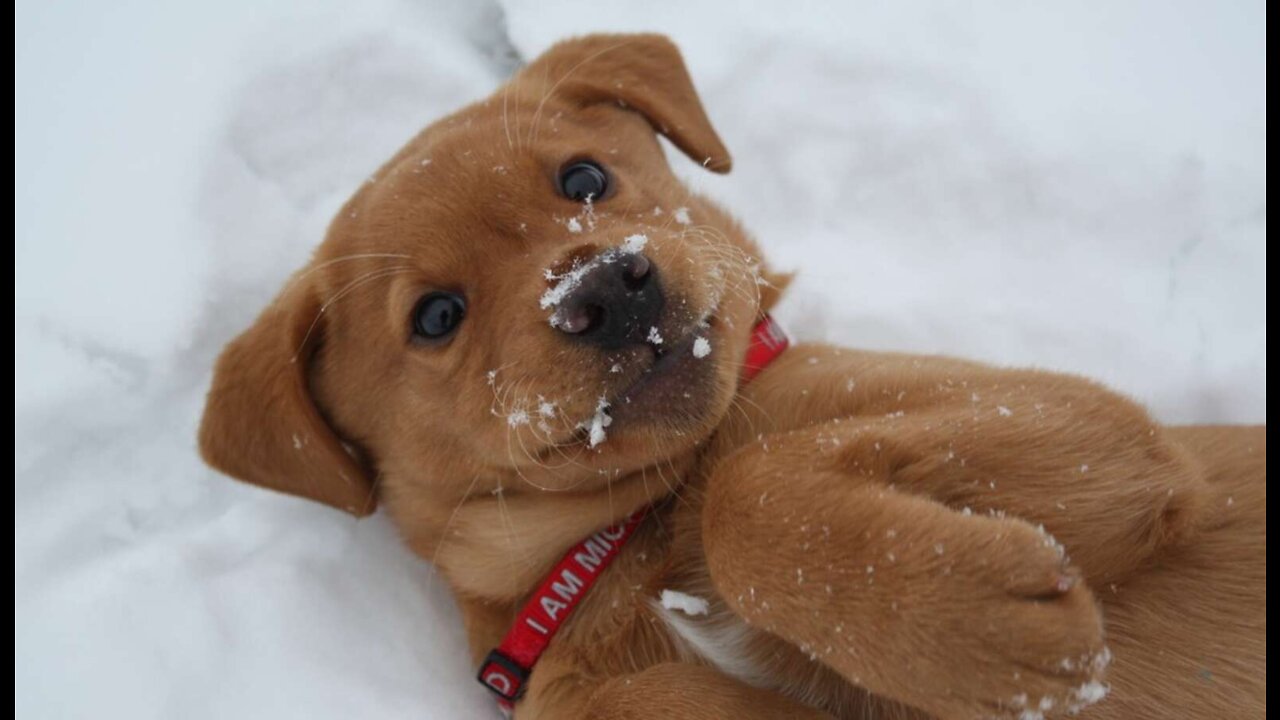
[199,34,1266,719]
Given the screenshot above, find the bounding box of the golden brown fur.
[199,34,1266,719]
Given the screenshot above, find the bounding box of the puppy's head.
[200,34,786,581]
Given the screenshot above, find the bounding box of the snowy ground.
[15,1,1265,718]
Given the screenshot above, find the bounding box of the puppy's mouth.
[573,315,720,448]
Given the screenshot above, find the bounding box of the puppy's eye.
[559,161,609,202]
[413,292,466,340]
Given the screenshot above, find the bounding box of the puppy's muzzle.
[555,253,664,350]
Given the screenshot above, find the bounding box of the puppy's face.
[320,81,759,494]
[200,35,782,582]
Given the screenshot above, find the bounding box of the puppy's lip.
[557,312,718,450]
[623,333,699,396]
[604,316,718,420]
[565,337,696,448]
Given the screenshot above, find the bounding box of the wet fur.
[199,34,1266,719]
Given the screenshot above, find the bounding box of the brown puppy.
[199,34,1266,719]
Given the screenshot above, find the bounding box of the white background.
[15,1,1265,717]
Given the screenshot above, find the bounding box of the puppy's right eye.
[413,292,466,340]
[559,161,609,202]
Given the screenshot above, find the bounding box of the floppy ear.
[520,33,732,172]
[199,275,376,517]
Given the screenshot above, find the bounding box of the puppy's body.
[460,347,1264,719]
[200,35,1266,719]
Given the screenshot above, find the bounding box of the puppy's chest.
[556,495,853,713]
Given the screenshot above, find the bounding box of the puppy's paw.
[906,517,1111,719]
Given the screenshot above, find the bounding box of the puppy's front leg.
[703,428,1110,720]
[582,663,832,720]
[518,653,831,719]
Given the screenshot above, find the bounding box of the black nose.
[553,253,664,349]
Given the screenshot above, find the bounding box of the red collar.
[739,313,790,384]
[477,314,790,711]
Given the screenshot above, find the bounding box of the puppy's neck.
[421,452,697,603]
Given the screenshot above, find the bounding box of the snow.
[621,233,649,254]
[540,257,596,309]
[586,397,613,448]
[15,1,1264,719]
[693,337,712,358]
[660,589,711,616]
[1070,680,1111,711]
[587,413,609,447]
[541,234,648,317]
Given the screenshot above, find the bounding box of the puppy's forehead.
[406,96,651,171]
[321,92,673,287]
[343,105,645,233]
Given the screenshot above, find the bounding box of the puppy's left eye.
[559,161,609,202]
[413,292,466,340]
